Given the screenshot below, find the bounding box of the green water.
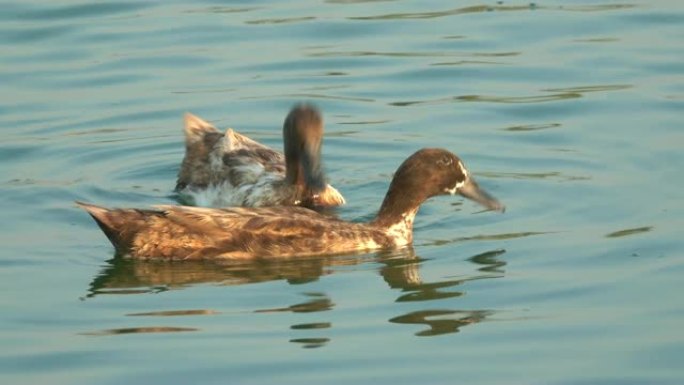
[1,0,683,383]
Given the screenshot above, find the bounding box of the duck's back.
[80,203,391,260]
[175,113,344,208]
[175,113,288,207]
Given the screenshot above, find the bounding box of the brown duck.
[79,148,504,260]
[176,104,345,208]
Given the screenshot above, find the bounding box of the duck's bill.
[458,178,505,213]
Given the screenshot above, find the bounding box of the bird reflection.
[255,292,334,313]
[380,248,506,336]
[380,248,506,303]
[86,254,377,297]
[85,247,507,341]
[389,309,493,337]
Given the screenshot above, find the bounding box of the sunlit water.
[1,0,683,383]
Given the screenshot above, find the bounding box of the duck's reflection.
[85,247,506,342]
[381,248,505,336]
[381,248,506,303]
[86,254,377,297]
[389,310,493,337]
[255,292,334,313]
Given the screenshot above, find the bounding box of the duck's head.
[376,148,504,226]
[283,104,327,193]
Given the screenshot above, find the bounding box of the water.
[1,0,683,383]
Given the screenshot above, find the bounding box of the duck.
[78,148,504,260]
[175,104,345,208]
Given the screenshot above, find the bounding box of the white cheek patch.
[444,161,469,195]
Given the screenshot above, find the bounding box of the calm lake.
[1,0,683,383]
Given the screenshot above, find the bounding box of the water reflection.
[420,232,547,247]
[384,249,504,336]
[289,338,331,349]
[183,7,259,15]
[479,171,590,182]
[306,50,520,58]
[390,92,581,107]
[347,4,538,20]
[383,249,505,303]
[81,326,198,336]
[86,254,376,297]
[86,247,507,341]
[245,16,316,25]
[126,309,219,317]
[345,3,635,20]
[390,83,632,107]
[468,249,507,274]
[239,93,375,103]
[605,226,653,238]
[255,292,334,313]
[502,123,561,132]
[389,309,493,337]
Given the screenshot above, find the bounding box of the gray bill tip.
[458,178,505,213]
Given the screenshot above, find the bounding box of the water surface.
[1,0,683,384]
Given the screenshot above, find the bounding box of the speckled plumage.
[80,148,504,260]
[176,104,345,208]
[78,203,392,260]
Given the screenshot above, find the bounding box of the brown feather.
[176,106,345,208]
[81,148,504,260]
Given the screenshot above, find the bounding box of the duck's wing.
[221,144,285,186]
[153,205,334,237]
[80,202,390,259]
[151,205,388,258]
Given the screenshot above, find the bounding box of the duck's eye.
[437,156,453,167]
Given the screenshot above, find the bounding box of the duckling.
[79,148,504,260]
[175,104,345,208]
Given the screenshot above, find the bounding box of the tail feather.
[184,112,219,144]
[76,201,145,253]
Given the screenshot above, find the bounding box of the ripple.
[563,4,637,12]
[291,322,332,330]
[240,93,375,103]
[14,2,150,21]
[389,310,493,336]
[457,93,582,104]
[170,88,236,95]
[347,4,538,21]
[605,226,653,238]
[479,171,591,182]
[389,92,581,106]
[542,84,633,93]
[337,119,391,125]
[255,294,334,313]
[4,178,83,187]
[126,309,219,317]
[289,338,330,348]
[306,50,520,58]
[502,123,562,132]
[183,6,259,14]
[326,0,397,3]
[431,60,508,66]
[573,37,620,43]
[0,25,74,44]
[246,16,316,25]
[421,232,549,247]
[467,249,507,274]
[81,326,198,336]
